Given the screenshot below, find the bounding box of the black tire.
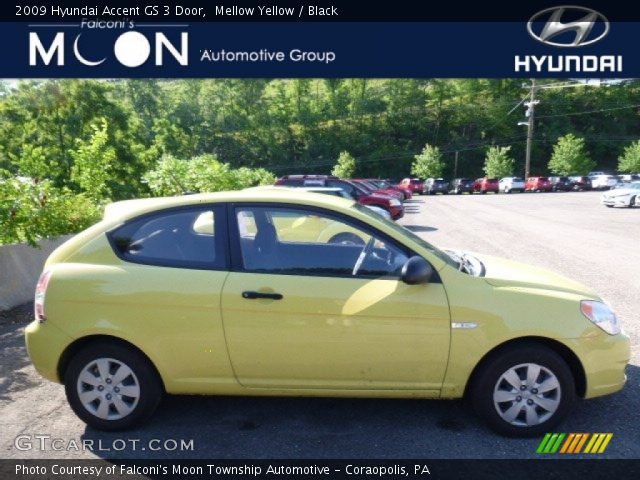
[468,343,575,437]
[630,196,636,208]
[328,232,365,246]
[64,341,163,431]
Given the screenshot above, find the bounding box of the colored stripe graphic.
[560,433,575,453]
[584,434,598,453]
[537,433,565,453]
[536,433,552,454]
[597,434,613,453]
[550,433,565,453]
[567,433,584,453]
[538,433,613,454]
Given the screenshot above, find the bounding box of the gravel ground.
[0,191,638,460]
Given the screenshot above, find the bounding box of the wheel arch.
[57,334,166,392]
[464,336,586,399]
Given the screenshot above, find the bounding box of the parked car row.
[399,173,640,195]
[274,175,406,220]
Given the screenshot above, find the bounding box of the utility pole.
[523,79,539,180]
[454,150,459,178]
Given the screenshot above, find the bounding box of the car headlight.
[580,300,620,335]
[390,199,401,207]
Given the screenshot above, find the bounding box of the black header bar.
[5,0,640,22]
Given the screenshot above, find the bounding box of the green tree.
[548,134,595,175]
[331,151,356,178]
[411,144,443,179]
[618,140,640,173]
[0,172,100,246]
[143,154,275,196]
[70,118,115,200]
[483,146,515,178]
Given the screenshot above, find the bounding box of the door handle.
[242,291,283,300]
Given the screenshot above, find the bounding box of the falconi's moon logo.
[29,31,189,67]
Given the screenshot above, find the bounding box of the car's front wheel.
[469,344,575,437]
[65,341,163,431]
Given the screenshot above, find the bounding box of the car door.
[221,204,451,393]
[105,205,234,388]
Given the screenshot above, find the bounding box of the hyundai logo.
[527,6,609,47]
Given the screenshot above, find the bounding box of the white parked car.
[498,177,525,193]
[619,174,640,183]
[601,181,640,208]
[590,174,618,190]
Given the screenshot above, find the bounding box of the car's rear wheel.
[65,342,163,431]
[469,344,575,437]
[630,196,636,208]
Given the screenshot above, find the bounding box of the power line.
[537,104,640,119]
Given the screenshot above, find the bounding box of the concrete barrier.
[0,235,72,311]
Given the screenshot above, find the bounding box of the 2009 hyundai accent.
[25,189,629,436]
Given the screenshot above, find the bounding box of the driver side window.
[235,206,409,278]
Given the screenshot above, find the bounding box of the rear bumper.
[25,319,72,384]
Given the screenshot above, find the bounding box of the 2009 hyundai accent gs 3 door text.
[25,190,629,436]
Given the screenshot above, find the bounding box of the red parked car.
[274,175,404,220]
[351,179,404,202]
[367,179,412,200]
[525,176,552,192]
[399,178,424,195]
[472,177,499,194]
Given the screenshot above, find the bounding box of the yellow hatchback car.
[25,190,629,436]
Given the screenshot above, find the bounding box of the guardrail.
[0,235,72,311]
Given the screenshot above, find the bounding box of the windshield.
[354,182,374,193]
[352,203,457,267]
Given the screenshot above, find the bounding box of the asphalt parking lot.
[1,191,638,460]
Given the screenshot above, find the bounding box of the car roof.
[103,189,356,223]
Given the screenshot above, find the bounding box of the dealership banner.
[4,459,640,479]
[0,1,639,77]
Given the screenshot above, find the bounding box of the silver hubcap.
[493,363,561,427]
[77,358,140,420]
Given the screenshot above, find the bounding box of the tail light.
[34,270,51,322]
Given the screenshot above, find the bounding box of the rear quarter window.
[108,206,227,270]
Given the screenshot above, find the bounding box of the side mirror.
[401,256,433,285]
